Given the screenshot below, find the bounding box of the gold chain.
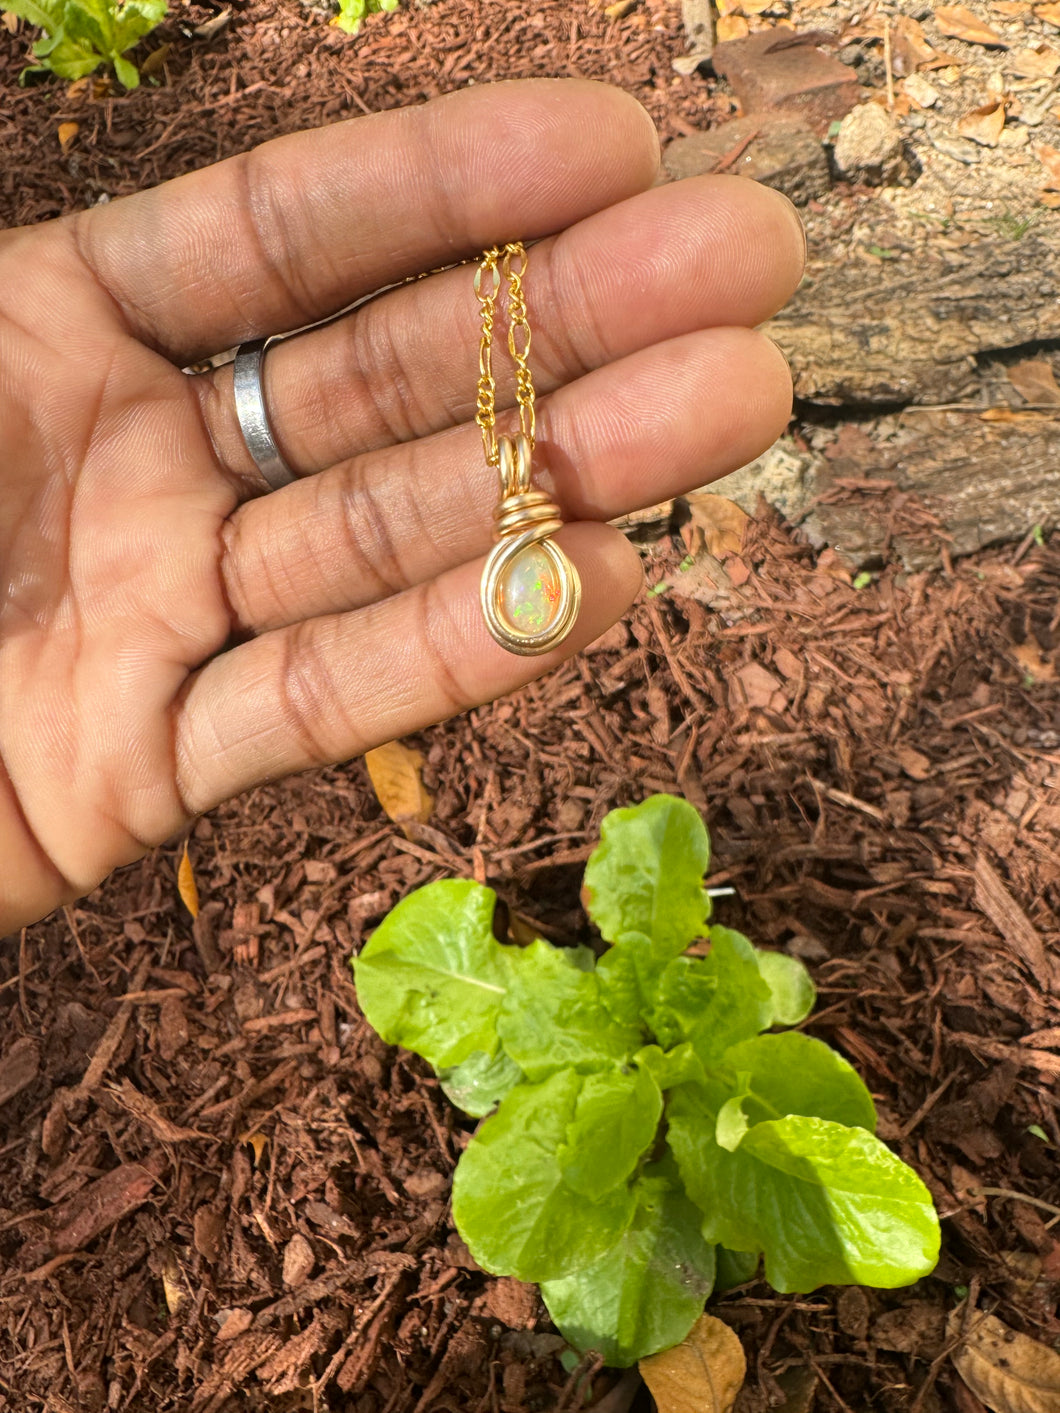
[474,242,536,467]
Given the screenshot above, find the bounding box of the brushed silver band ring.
[233,338,296,490]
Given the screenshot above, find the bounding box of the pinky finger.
[174,522,642,815]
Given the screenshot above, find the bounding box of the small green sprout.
[1032,524,1046,548]
[352,796,940,1367]
[853,571,874,590]
[7,0,168,89]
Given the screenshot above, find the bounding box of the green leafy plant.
[333,0,398,35]
[7,0,168,89]
[352,795,940,1367]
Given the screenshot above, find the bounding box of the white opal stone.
[500,544,562,635]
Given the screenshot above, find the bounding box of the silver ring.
[233,338,296,490]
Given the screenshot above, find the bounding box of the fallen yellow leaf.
[957,99,1007,145]
[1036,0,1060,23]
[364,739,433,836]
[57,121,79,154]
[949,1307,1060,1410]
[177,840,199,919]
[239,1129,269,1166]
[639,1315,747,1413]
[2,11,20,34]
[935,4,1006,45]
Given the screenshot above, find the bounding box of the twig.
[969,1186,1060,1220]
[883,17,895,112]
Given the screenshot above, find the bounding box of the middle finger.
[195,173,805,485]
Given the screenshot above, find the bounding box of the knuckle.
[276,621,355,767]
[416,579,476,719]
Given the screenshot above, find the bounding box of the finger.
[174,522,641,814]
[220,326,791,634]
[196,174,805,484]
[62,80,661,361]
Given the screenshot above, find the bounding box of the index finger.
[64,79,661,363]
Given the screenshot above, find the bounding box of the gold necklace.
[474,243,581,656]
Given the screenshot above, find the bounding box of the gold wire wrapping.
[475,245,580,657]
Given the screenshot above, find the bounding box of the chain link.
[474,242,536,467]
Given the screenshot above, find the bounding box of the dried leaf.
[935,5,1007,45]
[162,1250,185,1315]
[240,1130,268,1166]
[1035,141,1060,188]
[57,122,79,153]
[685,494,750,559]
[192,6,231,39]
[893,14,940,72]
[949,1307,1060,1413]
[364,739,433,834]
[1040,190,1060,208]
[178,840,199,919]
[1,11,19,34]
[640,1314,747,1413]
[1008,44,1060,78]
[139,43,171,78]
[1007,359,1060,406]
[1036,1,1060,23]
[717,15,750,40]
[957,100,1007,146]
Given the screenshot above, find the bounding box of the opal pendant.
[480,434,580,656]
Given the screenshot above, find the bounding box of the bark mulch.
[2,2,1060,1411]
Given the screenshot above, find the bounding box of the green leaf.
[715,1247,759,1291]
[634,1043,704,1093]
[669,1094,939,1292]
[5,0,66,33]
[717,1033,877,1135]
[715,1083,752,1153]
[112,51,139,87]
[112,0,167,54]
[596,931,666,1029]
[31,33,101,76]
[557,1067,662,1197]
[583,795,711,959]
[756,951,816,1027]
[437,1048,523,1118]
[651,927,772,1062]
[497,939,642,1081]
[63,1,111,54]
[352,880,513,1070]
[541,1169,716,1367]
[452,1071,637,1282]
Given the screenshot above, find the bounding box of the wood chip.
[973,854,1055,989]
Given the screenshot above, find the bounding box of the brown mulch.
[0,0,727,229]
[2,3,1060,1412]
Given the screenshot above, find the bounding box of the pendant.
[480,434,581,656]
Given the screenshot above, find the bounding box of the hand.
[0,79,803,933]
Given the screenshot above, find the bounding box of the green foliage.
[8,0,168,88]
[352,794,941,1367]
[333,0,398,35]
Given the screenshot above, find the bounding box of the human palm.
[0,80,803,933]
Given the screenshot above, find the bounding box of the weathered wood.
[803,412,1060,568]
[765,223,1060,406]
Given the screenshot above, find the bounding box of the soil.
[2,3,1059,1412]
